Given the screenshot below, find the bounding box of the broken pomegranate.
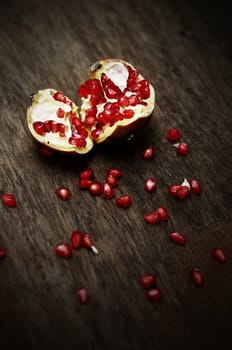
[27,60,155,154]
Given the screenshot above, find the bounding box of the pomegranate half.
[27,59,155,154]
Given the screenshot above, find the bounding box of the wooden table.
[0,0,231,349]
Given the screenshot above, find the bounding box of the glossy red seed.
[190,268,204,286]
[211,248,227,263]
[33,121,46,135]
[55,243,72,258]
[103,182,114,199]
[82,234,98,254]
[157,207,168,221]
[2,193,17,207]
[140,274,157,289]
[146,288,162,302]
[144,178,157,192]
[190,179,202,194]
[53,91,66,103]
[123,109,135,119]
[142,146,155,160]
[175,142,188,155]
[168,184,182,197]
[106,174,118,188]
[71,231,83,249]
[169,232,186,245]
[77,85,88,98]
[118,95,129,107]
[167,128,181,141]
[116,195,131,208]
[107,168,122,178]
[144,211,160,224]
[79,178,93,189]
[89,182,103,195]
[56,187,71,200]
[0,248,6,259]
[77,287,89,304]
[177,186,190,200]
[56,107,65,118]
[80,168,94,179]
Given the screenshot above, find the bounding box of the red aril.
[140,274,157,289]
[81,234,98,254]
[103,182,115,199]
[168,184,181,197]
[144,211,160,224]
[71,231,83,249]
[2,193,17,207]
[144,178,157,192]
[211,248,227,263]
[157,207,168,221]
[106,174,118,188]
[56,187,71,200]
[77,287,90,304]
[169,232,186,245]
[177,186,190,200]
[146,288,162,302]
[56,107,65,118]
[79,178,93,189]
[107,168,122,178]
[116,195,131,208]
[55,243,72,258]
[80,168,94,179]
[89,182,103,195]
[142,146,155,160]
[190,179,202,194]
[0,247,6,259]
[190,268,204,286]
[174,142,188,155]
[167,128,180,141]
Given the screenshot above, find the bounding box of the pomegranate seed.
[167,128,181,141]
[56,187,71,200]
[82,234,98,254]
[157,207,168,221]
[80,168,94,179]
[56,107,65,118]
[211,248,227,263]
[146,288,162,302]
[116,195,131,208]
[55,243,72,258]
[79,178,93,189]
[174,142,188,155]
[53,91,66,103]
[190,268,204,286]
[144,178,157,192]
[168,184,181,197]
[177,186,190,200]
[144,211,160,224]
[140,274,157,289]
[142,146,155,160]
[0,247,6,259]
[103,182,114,199]
[77,85,88,98]
[123,109,135,119]
[39,145,54,157]
[190,179,201,194]
[33,121,46,136]
[89,182,103,195]
[107,168,122,178]
[169,232,186,245]
[77,287,89,304]
[71,231,83,249]
[118,95,129,107]
[106,174,118,188]
[2,193,17,207]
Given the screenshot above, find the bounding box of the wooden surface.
[0,0,232,349]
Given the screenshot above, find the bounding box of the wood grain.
[0,0,232,349]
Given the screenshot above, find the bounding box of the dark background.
[0,0,232,349]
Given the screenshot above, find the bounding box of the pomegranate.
[27,60,155,153]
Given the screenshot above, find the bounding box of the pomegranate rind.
[27,89,94,154]
[83,58,155,143]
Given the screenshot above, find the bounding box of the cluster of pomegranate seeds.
[144,178,157,192]
[169,232,186,245]
[211,248,227,263]
[169,178,201,200]
[2,193,17,207]
[142,146,155,160]
[140,274,162,302]
[77,287,90,304]
[144,207,168,224]
[0,247,6,259]
[56,187,71,200]
[69,112,88,147]
[77,64,151,138]
[190,268,204,287]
